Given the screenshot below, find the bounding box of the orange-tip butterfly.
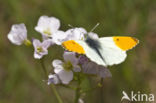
[62,25,139,66]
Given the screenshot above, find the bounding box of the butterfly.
[62,34,139,67]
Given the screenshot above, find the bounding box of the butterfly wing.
[77,36,139,66]
[76,40,107,66]
[62,36,138,66]
[98,37,127,66]
[62,40,85,54]
[76,38,127,66]
[112,36,139,51]
[62,40,107,66]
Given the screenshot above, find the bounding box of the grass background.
[0,0,156,103]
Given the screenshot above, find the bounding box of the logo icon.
[121,91,154,102]
[121,91,131,101]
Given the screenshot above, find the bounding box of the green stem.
[100,78,104,103]
[40,58,48,78]
[74,74,81,103]
[74,87,80,103]
[40,58,63,103]
[50,84,63,103]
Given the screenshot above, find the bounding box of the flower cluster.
[48,53,112,85]
[8,15,112,85]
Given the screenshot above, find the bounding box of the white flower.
[33,39,51,59]
[52,59,73,84]
[35,15,60,38]
[48,74,60,85]
[63,52,81,72]
[51,27,87,45]
[65,27,87,41]
[49,52,80,85]
[8,23,28,45]
[88,32,99,39]
[52,31,67,45]
[65,28,98,41]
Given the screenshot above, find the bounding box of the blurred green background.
[0,0,156,103]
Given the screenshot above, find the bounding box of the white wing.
[76,37,127,66]
[99,37,127,66]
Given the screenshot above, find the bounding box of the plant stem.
[50,84,63,103]
[74,74,81,103]
[40,58,48,78]
[74,87,80,103]
[40,58,63,103]
[100,78,104,103]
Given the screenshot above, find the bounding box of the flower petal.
[33,39,41,49]
[34,52,43,59]
[65,27,87,40]
[52,31,67,45]
[57,69,73,84]
[78,55,89,65]
[73,65,81,72]
[88,32,99,39]
[54,66,64,74]
[33,39,49,59]
[42,39,52,49]
[82,61,112,78]
[8,23,27,45]
[97,66,112,78]
[63,52,78,65]
[35,16,60,36]
[52,59,63,68]
[48,74,60,85]
[82,62,98,74]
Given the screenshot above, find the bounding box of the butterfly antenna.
[90,23,100,33]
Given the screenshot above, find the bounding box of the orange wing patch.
[62,40,85,54]
[113,36,139,51]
